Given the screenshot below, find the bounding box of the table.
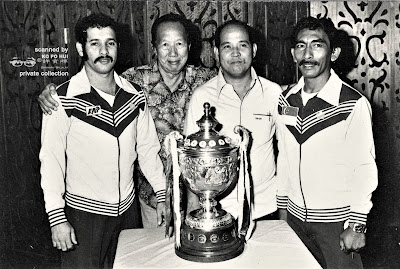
[113,220,322,268]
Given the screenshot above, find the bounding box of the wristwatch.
[350,223,367,233]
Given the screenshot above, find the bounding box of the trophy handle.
[234,125,250,148]
[233,125,254,240]
[164,131,183,246]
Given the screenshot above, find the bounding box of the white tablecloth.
[113,220,322,268]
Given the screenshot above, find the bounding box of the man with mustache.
[39,13,166,268]
[185,20,282,222]
[276,17,378,268]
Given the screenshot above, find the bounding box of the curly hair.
[291,16,339,51]
[75,13,119,45]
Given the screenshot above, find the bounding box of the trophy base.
[175,218,244,263]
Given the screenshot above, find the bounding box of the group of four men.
[38,12,377,269]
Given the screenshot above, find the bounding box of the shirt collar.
[151,61,159,73]
[216,67,260,95]
[67,66,126,97]
[286,69,342,106]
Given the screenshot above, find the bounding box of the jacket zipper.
[299,99,308,221]
[113,89,121,216]
[299,145,308,221]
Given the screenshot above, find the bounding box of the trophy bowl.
[174,103,246,262]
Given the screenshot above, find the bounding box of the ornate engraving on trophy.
[198,234,206,244]
[222,233,229,242]
[188,232,195,241]
[210,234,219,243]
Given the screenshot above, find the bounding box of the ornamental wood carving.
[311,1,397,108]
[0,1,59,266]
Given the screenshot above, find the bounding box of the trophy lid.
[179,103,237,154]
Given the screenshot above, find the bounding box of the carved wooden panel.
[0,1,59,267]
[264,1,309,85]
[396,2,400,168]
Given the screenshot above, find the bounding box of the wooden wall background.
[0,1,399,268]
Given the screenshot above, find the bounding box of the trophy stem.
[199,194,218,219]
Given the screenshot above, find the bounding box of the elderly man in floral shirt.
[121,14,217,228]
[38,13,216,228]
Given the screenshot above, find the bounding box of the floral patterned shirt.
[121,62,217,207]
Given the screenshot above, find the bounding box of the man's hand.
[51,222,78,251]
[339,226,366,254]
[278,209,288,221]
[149,194,158,209]
[156,202,166,226]
[38,83,58,115]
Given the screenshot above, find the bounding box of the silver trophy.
[167,103,251,263]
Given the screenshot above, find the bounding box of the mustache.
[299,60,319,66]
[94,55,114,63]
